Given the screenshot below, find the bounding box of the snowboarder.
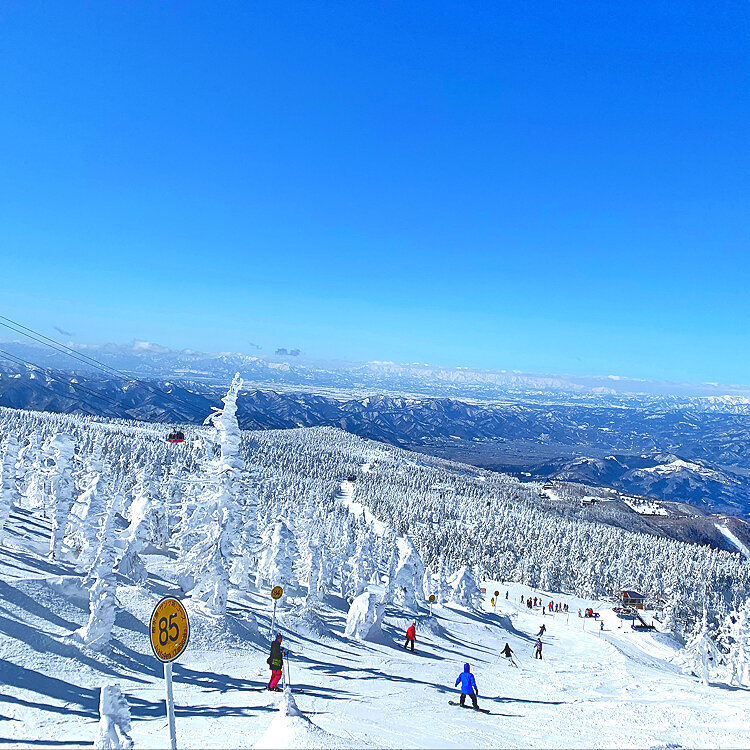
[267,632,284,691]
[501,642,517,667]
[404,621,416,652]
[534,638,543,660]
[536,624,546,637]
[454,663,480,709]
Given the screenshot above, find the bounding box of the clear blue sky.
[1,2,748,383]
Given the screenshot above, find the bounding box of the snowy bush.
[390,536,425,612]
[256,520,298,592]
[94,684,133,749]
[447,566,483,609]
[344,587,386,642]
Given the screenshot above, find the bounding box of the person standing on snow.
[267,632,284,691]
[534,638,543,660]
[404,621,416,652]
[537,624,546,637]
[455,663,480,709]
[501,642,517,666]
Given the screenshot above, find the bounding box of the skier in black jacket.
[267,632,284,691]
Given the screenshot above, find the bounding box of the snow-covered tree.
[256,520,298,591]
[77,576,117,650]
[77,436,108,567]
[305,542,324,607]
[680,610,722,685]
[446,565,483,609]
[183,375,245,614]
[117,474,154,583]
[0,434,20,545]
[345,588,386,642]
[94,684,133,749]
[722,599,750,687]
[391,536,425,612]
[47,433,76,559]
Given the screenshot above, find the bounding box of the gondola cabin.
[167,430,185,444]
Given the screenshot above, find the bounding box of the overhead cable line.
[0,347,138,420]
[0,314,211,421]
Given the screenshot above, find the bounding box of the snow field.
[3,527,750,750]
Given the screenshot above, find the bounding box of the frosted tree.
[19,434,44,510]
[347,530,375,599]
[183,375,245,614]
[149,474,170,550]
[723,599,750,687]
[94,684,133,749]
[0,434,20,545]
[255,520,298,591]
[345,589,386,642]
[680,610,722,685]
[447,565,483,609]
[76,576,117,650]
[47,433,76,559]
[77,437,107,567]
[87,496,120,583]
[391,536,425,611]
[117,474,154,583]
[305,542,324,607]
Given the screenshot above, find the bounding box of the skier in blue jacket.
[455,663,480,709]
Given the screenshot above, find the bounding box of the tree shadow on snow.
[0,659,98,718]
[0,740,91,747]
[0,580,80,631]
[0,614,134,683]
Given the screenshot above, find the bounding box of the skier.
[267,632,284,691]
[505,591,508,600]
[501,642,517,666]
[404,621,416,652]
[454,663,480,709]
[536,624,546,637]
[534,638,543,660]
[600,620,604,631]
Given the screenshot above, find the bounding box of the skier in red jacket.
[404,621,416,652]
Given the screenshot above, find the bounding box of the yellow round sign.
[150,597,190,663]
[494,590,500,597]
[428,594,436,603]
[271,586,284,600]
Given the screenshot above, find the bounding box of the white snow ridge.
[2,391,750,748]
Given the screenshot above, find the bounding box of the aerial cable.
[0,314,211,422]
[0,313,207,418]
[0,348,139,420]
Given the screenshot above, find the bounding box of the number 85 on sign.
[150,597,190,662]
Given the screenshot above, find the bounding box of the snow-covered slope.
[2,398,750,747]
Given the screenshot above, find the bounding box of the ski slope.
[2,504,750,750]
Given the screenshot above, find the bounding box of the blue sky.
[1,2,748,383]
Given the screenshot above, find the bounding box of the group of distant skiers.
[523,595,568,614]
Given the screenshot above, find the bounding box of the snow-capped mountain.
[3,341,750,516]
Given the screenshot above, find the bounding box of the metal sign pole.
[149,596,189,750]
[164,661,177,750]
[270,599,277,639]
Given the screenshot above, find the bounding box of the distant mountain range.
[2,339,750,515]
